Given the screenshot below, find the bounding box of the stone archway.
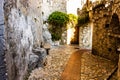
[109,13,120,34]
[109,13,120,60]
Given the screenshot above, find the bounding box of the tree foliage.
[47,11,69,41]
[48,11,69,27]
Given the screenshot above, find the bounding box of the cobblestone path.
[29,45,78,80]
[61,49,117,80]
[61,50,82,80]
[81,51,117,80]
[29,45,117,80]
[61,49,91,80]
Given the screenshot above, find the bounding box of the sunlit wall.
[66,0,98,45]
[66,0,86,44]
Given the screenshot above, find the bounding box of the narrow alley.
[29,45,117,80]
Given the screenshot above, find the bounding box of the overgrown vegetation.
[48,11,69,27]
[47,10,90,41]
[68,14,78,28]
[77,11,89,26]
[47,11,69,41]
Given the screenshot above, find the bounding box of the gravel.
[28,45,78,80]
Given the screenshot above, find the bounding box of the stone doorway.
[109,13,120,34]
[108,13,120,60]
[70,26,79,44]
[67,25,79,45]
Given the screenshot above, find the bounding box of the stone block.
[32,47,47,67]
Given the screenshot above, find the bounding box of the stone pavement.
[81,51,117,80]
[61,50,82,80]
[28,45,79,80]
[28,45,117,80]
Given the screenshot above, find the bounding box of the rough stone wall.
[79,23,92,49]
[4,0,44,80]
[112,0,120,79]
[3,0,67,80]
[0,0,7,79]
[50,0,66,13]
[91,1,119,61]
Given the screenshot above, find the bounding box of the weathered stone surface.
[0,25,4,36]
[3,0,67,79]
[28,45,78,80]
[90,1,119,62]
[4,0,43,80]
[87,1,120,79]
[32,47,47,67]
[79,23,92,49]
[81,52,117,80]
[0,0,7,80]
[42,24,52,45]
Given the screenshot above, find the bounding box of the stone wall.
[79,23,92,49]
[4,0,44,80]
[112,0,120,79]
[91,1,119,61]
[0,0,7,79]
[3,0,67,80]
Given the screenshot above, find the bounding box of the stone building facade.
[88,0,120,79]
[90,1,119,61]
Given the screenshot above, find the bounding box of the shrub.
[48,11,69,27]
[68,14,78,28]
[47,11,69,41]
